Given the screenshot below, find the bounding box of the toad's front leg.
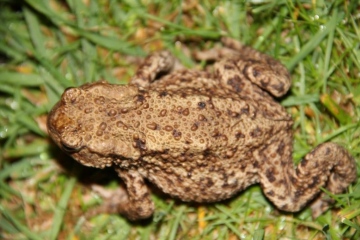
[258,141,356,218]
[101,168,154,221]
[130,51,180,88]
[83,168,154,221]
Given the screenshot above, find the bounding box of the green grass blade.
[0,205,42,240]
[49,176,76,240]
[0,72,44,86]
[24,6,47,57]
[286,11,343,71]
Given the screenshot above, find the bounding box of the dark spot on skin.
[136,206,144,213]
[308,176,319,189]
[260,80,270,90]
[276,141,285,156]
[267,190,275,196]
[180,92,188,98]
[172,129,182,140]
[277,195,286,200]
[239,164,247,171]
[159,91,168,97]
[221,173,228,182]
[137,94,145,102]
[242,60,261,79]
[265,168,276,183]
[211,130,222,139]
[300,159,308,167]
[240,105,249,115]
[235,131,245,139]
[289,176,297,184]
[203,149,212,158]
[227,75,243,93]
[206,178,214,187]
[135,139,146,150]
[226,109,238,118]
[294,190,302,199]
[280,160,288,166]
[198,102,206,109]
[253,69,260,77]
[271,82,285,93]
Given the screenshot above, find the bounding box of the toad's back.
[49,80,292,202]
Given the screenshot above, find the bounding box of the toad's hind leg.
[258,141,356,218]
[114,168,155,220]
[130,51,181,88]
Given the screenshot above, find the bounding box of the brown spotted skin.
[47,38,357,220]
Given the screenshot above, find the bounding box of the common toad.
[47,38,356,220]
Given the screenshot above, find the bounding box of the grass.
[0,0,359,239]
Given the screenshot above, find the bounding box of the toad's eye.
[61,142,80,153]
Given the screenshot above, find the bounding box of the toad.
[47,38,356,220]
